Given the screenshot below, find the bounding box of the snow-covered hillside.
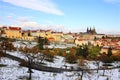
[0,52,120,80]
[0,41,120,80]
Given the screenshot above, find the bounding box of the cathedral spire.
[90,27,91,32]
[87,27,89,33]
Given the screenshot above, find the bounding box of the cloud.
[2,0,64,15]
[6,13,16,20]
[20,21,40,30]
[104,0,120,3]
[6,15,12,19]
[18,17,28,22]
[0,16,1,20]
[19,21,66,32]
[41,24,65,32]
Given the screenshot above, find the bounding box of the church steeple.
[93,26,96,34]
[90,27,91,32]
[86,26,97,34]
[87,27,89,33]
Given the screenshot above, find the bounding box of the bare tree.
[19,46,39,80]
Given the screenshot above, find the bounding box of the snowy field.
[0,41,120,80]
[0,53,120,80]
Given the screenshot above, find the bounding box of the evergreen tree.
[76,45,89,58]
[82,45,89,58]
[107,47,112,57]
[37,37,49,50]
[89,45,100,59]
[76,46,82,56]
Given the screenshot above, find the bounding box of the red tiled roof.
[40,30,45,32]
[9,26,21,30]
[31,30,38,32]
[1,32,6,34]
[2,26,7,28]
[52,32,62,34]
[23,30,30,33]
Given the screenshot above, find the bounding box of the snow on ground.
[85,61,103,69]
[111,62,120,67]
[45,43,76,49]
[7,51,27,60]
[13,41,37,48]
[0,57,19,66]
[0,41,119,80]
[0,53,120,80]
[0,57,78,80]
[7,51,78,69]
[43,56,65,68]
[43,56,78,69]
[6,46,78,69]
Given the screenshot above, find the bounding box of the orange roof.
[48,37,54,40]
[77,39,86,41]
[48,37,55,42]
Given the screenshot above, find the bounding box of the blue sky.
[0,0,120,34]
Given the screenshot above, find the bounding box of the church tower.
[92,27,96,34]
[86,27,97,34]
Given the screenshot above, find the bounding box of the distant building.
[4,26,22,39]
[52,32,63,42]
[21,30,35,41]
[62,34,74,43]
[87,27,97,34]
[75,38,88,45]
[100,47,120,55]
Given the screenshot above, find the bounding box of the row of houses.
[0,26,106,44]
[0,26,75,43]
[0,26,120,55]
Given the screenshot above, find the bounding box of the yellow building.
[81,34,95,40]
[31,30,41,37]
[21,30,35,41]
[100,48,120,55]
[52,32,63,42]
[5,26,22,39]
[75,38,88,45]
[38,30,52,38]
[21,36,35,41]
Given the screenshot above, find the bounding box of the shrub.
[65,53,78,64]
[76,45,89,58]
[58,49,64,56]
[107,47,112,57]
[42,50,54,62]
[37,44,44,50]
[0,40,16,52]
[88,45,100,59]
[99,54,114,63]
[111,55,120,61]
